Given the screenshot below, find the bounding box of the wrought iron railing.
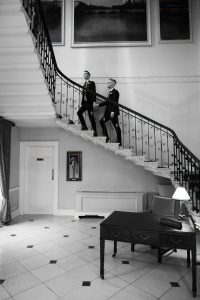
[21,0,200,212]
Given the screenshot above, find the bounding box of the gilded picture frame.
[158,0,192,43]
[41,0,65,46]
[66,151,82,181]
[72,0,151,47]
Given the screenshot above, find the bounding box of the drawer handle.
[113,233,120,237]
[139,234,150,240]
[170,238,182,245]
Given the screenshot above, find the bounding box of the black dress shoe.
[81,126,88,130]
[68,119,75,124]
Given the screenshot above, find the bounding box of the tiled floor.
[0,215,200,300]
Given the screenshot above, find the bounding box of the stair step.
[0,46,35,54]
[0,64,40,70]
[92,136,107,143]
[0,0,20,4]
[156,167,170,172]
[0,90,50,97]
[0,82,48,94]
[0,68,44,83]
[0,94,52,104]
[63,123,81,130]
[104,143,120,150]
[153,172,171,179]
[0,4,21,13]
[0,27,28,35]
[0,111,56,119]
[80,130,94,136]
[0,33,34,48]
[0,11,27,28]
[0,105,55,114]
[115,148,133,157]
[144,161,158,170]
[0,101,52,107]
[0,51,38,65]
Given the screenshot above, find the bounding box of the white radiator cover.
[75,191,144,218]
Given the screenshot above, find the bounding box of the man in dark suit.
[77,71,97,136]
[97,78,122,146]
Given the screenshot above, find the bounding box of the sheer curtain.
[0,189,3,211]
[0,117,13,224]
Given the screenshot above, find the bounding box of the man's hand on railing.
[93,102,99,108]
[110,112,115,118]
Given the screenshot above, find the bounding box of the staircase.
[0,0,56,127]
[1,0,199,216]
[55,119,173,180]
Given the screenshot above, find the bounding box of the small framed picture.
[66,151,82,181]
[158,0,192,43]
[41,0,65,45]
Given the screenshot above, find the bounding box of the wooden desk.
[100,211,197,297]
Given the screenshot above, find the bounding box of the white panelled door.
[23,145,57,214]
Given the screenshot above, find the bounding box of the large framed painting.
[41,0,65,45]
[66,151,82,181]
[72,0,151,47]
[158,0,192,42]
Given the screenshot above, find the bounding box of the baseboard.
[55,209,75,216]
[11,209,20,219]
[55,209,109,219]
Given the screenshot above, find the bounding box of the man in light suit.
[97,78,122,146]
[77,71,97,136]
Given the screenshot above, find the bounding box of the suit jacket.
[99,88,120,117]
[82,80,96,108]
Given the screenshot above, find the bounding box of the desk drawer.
[101,228,129,242]
[131,230,159,245]
[160,233,190,249]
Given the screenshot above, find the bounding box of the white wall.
[53,0,200,157]
[20,127,168,210]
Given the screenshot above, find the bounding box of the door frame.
[19,141,59,215]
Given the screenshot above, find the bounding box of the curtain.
[0,117,13,224]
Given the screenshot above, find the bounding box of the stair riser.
[0,28,28,35]
[0,95,51,104]
[0,0,20,4]
[0,53,38,65]
[0,4,21,12]
[0,112,55,119]
[0,70,44,82]
[0,35,33,48]
[153,172,171,179]
[0,106,54,113]
[0,15,27,28]
[0,83,48,94]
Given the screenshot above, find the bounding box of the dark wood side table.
[100,211,197,297]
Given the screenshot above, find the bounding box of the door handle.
[52,169,54,180]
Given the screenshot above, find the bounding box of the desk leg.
[158,248,162,264]
[192,248,197,297]
[100,238,105,279]
[187,250,190,268]
[112,241,117,257]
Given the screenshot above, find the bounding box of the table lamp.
[172,186,190,219]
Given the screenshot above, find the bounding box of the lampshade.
[172,187,190,201]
